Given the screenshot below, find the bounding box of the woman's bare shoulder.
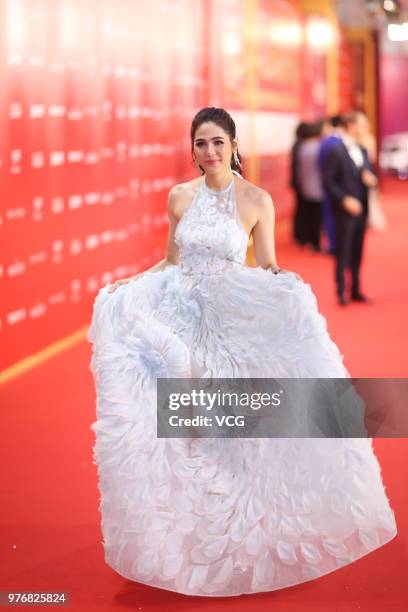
[237,177,273,210]
[169,177,201,198]
[168,177,201,217]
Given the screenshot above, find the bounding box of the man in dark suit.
[318,115,344,255]
[321,112,377,305]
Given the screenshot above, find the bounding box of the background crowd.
[290,111,387,305]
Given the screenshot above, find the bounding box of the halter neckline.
[202,176,234,195]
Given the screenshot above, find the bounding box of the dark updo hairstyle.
[190,107,243,176]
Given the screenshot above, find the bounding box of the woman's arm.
[136,184,181,270]
[252,191,301,279]
[252,191,280,272]
[108,186,180,292]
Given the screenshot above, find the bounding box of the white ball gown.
[88,170,397,597]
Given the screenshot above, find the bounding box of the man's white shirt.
[341,133,364,168]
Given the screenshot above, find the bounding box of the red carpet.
[1,177,407,610]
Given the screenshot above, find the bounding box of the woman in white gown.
[88,107,397,597]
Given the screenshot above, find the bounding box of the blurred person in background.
[290,121,308,246]
[318,114,345,255]
[294,120,325,252]
[321,111,378,306]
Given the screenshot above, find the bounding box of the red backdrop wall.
[0,0,317,371]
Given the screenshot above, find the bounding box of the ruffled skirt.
[88,265,397,596]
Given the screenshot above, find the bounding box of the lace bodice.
[174,170,249,275]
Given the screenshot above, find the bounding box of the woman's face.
[193,121,236,174]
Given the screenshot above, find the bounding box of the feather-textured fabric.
[88,171,397,596]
